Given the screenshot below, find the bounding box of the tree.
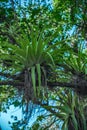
[30,88,87,130]
[0,0,87,129]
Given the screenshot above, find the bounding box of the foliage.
[0,23,59,101]
[30,88,87,130]
[0,0,87,130]
[0,85,16,112]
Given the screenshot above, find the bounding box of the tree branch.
[0,78,87,95]
[47,81,75,88]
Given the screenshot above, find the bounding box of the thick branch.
[47,81,75,88]
[0,79,74,88]
[0,80,86,88]
[48,79,87,95]
[0,78,87,95]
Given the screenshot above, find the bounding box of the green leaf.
[36,64,41,96]
[62,119,68,130]
[71,114,78,130]
[46,52,55,66]
[31,66,36,97]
